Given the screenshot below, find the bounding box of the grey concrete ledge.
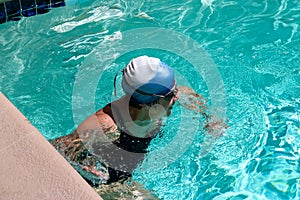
[0,92,102,200]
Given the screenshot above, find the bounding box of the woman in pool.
[51,55,180,185]
[51,55,225,188]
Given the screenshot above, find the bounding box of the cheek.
[170,98,177,106]
[173,94,180,101]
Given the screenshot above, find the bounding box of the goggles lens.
[163,87,178,101]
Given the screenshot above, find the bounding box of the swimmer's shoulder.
[60,103,118,140]
[95,103,118,133]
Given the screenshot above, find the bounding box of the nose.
[173,93,180,101]
[170,93,180,106]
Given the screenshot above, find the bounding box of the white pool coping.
[0,92,103,200]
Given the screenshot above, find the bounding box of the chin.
[166,109,172,116]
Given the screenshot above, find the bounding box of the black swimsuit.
[104,103,156,153]
[51,103,160,185]
[100,103,155,183]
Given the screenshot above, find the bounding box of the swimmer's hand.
[177,85,228,138]
[177,85,207,114]
[204,118,228,138]
[82,165,109,180]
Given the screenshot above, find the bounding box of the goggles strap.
[113,71,121,96]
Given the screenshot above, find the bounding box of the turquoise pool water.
[0,0,299,199]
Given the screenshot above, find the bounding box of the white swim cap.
[122,55,175,104]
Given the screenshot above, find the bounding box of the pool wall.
[0,92,102,200]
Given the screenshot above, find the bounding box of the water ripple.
[51,6,123,33]
[1,0,300,199]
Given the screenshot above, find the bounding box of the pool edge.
[0,92,103,200]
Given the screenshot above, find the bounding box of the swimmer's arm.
[51,108,119,154]
[177,85,228,138]
[95,109,120,141]
[51,110,119,182]
[177,85,208,114]
[69,108,119,142]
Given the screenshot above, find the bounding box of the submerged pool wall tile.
[21,0,37,17]
[0,3,6,23]
[0,92,103,200]
[51,0,65,7]
[5,0,22,21]
[35,0,51,14]
[0,0,65,24]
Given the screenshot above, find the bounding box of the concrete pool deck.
[0,92,102,200]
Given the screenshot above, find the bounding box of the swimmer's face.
[149,87,180,118]
[160,90,180,116]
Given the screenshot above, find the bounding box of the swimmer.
[50,55,226,187]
